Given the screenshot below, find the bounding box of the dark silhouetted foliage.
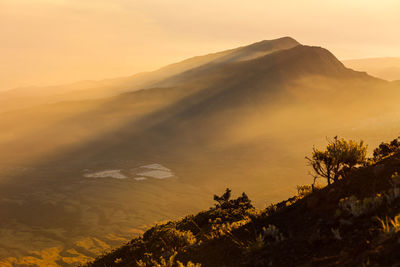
[213,188,231,206]
[214,188,252,209]
[373,137,400,161]
[306,136,367,184]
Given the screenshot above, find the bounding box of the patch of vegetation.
[378,214,400,236]
[339,194,383,217]
[373,137,400,161]
[213,188,252,210]
[306,136,367,185]
[296,184,323,197]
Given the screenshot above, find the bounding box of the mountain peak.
[258,36,300,46]
[237,37,301,57]
[247,45,380,80]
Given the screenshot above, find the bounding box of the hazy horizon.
[1,0,400,91]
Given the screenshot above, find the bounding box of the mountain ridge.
[0,37,301,114]
[0,41,388,168]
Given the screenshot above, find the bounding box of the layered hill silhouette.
[343,57,400,81]
[0,37,300,113]
[1,37,400,266]
[0,41,390,177]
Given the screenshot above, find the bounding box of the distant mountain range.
[0,37,300,113]
[343,57,400,81]
[1,37,400,266]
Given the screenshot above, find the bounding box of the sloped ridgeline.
[85,138,400,266]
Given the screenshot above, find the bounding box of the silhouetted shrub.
[136,251,201,267]
[373,137,400,161]
[296,185,313,197]
[296,184,323,197]
[339,194,383,217]
[143,224,196,254]
[246,224,285,253]
[214,188,231,206]
[306,136,367,185]
[213,188,252,209]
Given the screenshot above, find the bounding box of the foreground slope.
[86,143,400,267]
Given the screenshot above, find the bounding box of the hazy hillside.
[0,37,299,113]
[1,38,400,266]
[343,57,400,81]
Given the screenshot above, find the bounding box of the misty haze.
[1,1,400,266]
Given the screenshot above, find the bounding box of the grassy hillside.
[85,138,400,266]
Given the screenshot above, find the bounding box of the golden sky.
[1,0,399,90]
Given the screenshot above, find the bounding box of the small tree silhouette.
[214,188,252,209]
[214,188,231,206]
[306,136,367,185]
